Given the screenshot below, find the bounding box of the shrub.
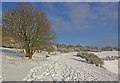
[77,51,88,59]
[77,51,104,67]
[102,46,113,51]
[114,56,118,59]
[46,55,50,57]
[111,56,115,60]
[102,56,118,61]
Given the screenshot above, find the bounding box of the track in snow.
[23,53,118,81]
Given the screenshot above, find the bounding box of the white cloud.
[44,2,118,32]
[67,3,90,24]
[93,3,118,21]
[2,2,118,32]
[48,15,71,32]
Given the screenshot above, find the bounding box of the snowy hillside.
[1,47,118,81]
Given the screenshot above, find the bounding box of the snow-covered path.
[23,53,118,81]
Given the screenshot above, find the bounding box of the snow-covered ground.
[1,48,118,81]
[1,48,47,81]
[91,51,119,74]
[90,51,118,58]
[103,60,118,74]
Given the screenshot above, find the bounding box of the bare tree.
[2,3,56,58]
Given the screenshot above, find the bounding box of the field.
[0,47,118,81]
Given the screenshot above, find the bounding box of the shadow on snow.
[0,48,24,57]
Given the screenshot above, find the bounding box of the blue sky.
[2,2,118,47]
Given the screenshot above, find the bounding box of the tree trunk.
[25,48,30,58]
[24,41,34,59]
[29,49,34,59]
[25,48,34,59]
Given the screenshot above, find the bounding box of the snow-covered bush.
[102,56,118,61]
[46,55,50,57]
[85,53,104,67]
[77,51,88,59]
[114,56,118,59]
[77,51,104,67]
[102,46,113,51]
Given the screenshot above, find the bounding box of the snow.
[90,51,118,58]
[23,53,118,81]
[103,60,118,74]
[90,51,119,74]
[1,48,118,81]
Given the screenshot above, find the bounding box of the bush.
[114,56,118,59]
[77,51,104,67]
[46,55,50,57]
[102,56,118,61]
[77,51,88,58]
[102,46,113,51]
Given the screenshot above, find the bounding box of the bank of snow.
[1,48,118,81]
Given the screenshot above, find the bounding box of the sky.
[2,2,118,47]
